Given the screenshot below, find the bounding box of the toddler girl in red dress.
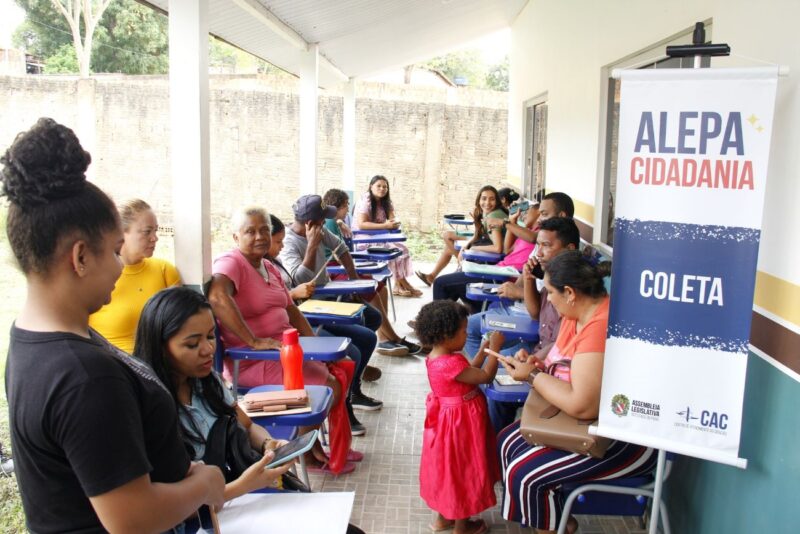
[414,301,501,534]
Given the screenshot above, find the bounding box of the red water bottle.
[280,328,304,390]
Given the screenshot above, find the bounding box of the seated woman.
[135,287,367,534]
[267,214,384,437]
[352,174,422,297]
[321,189,419,356]
[497,251,657,534]
[207,206,358,474]
[89,198,181,353]
[135,287,293,499]
[416,185,508,287]
[497,187,520,210]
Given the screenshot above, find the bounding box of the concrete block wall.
[0,74,508,235]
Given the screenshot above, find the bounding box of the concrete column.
[168,0,210,289]
[342,77,356,197]
[298,44,319,195]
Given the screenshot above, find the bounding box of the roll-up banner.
[595,67,780,468]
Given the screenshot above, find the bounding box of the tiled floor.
[309,263,651,534]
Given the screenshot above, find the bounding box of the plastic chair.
[556,453,675,534]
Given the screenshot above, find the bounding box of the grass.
[0,205,27,533]
[0,212,443,530]
[403,229,441,264]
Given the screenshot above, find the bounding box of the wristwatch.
[527,367,542,386]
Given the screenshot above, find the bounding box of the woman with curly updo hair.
[413,301,500,534]
[1,118,223,532]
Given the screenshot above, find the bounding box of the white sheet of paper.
[207,492,354,533]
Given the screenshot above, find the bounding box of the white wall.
[508,0,800,290]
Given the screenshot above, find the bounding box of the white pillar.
[342,77,356,195]
[298,44,319,195]
[168,0,211,289]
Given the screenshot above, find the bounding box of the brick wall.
[0,74,508,233]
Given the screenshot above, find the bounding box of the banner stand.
[648,449,667,534]
[649,23,729,534]
[641,22,727,534]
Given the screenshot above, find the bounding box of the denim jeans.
[432,271,482,313]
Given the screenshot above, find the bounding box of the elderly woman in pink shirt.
[207,206,358,473]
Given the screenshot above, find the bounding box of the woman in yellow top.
[89,199,181,353]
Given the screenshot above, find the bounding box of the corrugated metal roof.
[140,0,526,88]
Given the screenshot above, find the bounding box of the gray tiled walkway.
[309,263,650,533]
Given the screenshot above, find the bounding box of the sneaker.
[398,337,422,355]
[361,365,382,382]
[351,392,383,411]
[347,403,367,436]
[376,341,409,356]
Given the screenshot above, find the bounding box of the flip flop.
[428,520,454,532]
[306,461,357,476]
[347,449,364,462]
[415,270,433,287]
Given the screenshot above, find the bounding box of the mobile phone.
[265,429,318,468]
[509,200,531,215]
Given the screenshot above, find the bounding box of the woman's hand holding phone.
[238,450,293,495]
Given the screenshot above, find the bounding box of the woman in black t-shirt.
[1,118,225,533]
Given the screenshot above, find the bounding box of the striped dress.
[498,424,657,529]
[497,297,657,529]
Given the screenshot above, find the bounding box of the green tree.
[421,49,486,88]
[485,55,509,92]
[43,42,79,73]
[13,0,168,75]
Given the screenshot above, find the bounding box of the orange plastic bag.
[325,360,354,474]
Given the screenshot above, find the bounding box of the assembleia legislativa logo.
[611,394,630,417]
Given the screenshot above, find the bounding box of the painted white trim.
[753,304,800,336]
[749,344,800,384]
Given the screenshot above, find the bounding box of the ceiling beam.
[229,0,307,51]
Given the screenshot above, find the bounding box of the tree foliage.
[422,49,485,87]
[420,50,508,91]
[485,55,509,92]
[13,0,168,75]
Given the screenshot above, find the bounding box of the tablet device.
[266,429,319,468]
[367,246,396,254]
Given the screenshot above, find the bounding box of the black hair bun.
[0,118,91,208]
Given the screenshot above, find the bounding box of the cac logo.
[611,394,630,417]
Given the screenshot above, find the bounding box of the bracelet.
[528,367,542,386]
